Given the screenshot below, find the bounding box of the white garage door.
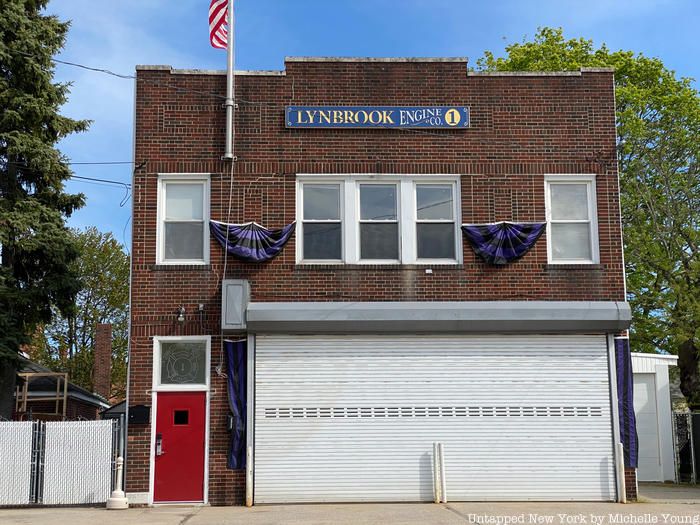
[254,334,616,503]
[634,373,661,481]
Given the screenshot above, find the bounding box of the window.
[359,184,399,261]
[297,175,460,264]
[545,175,599,264]
[153,336,210,391]
[416,184,456,260]
[157,175,209,264]
[302,184,342,261]
[173,410,189,425]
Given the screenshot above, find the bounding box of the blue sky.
[46,0,700,250]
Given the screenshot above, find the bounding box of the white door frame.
[607,334,625,502]
[149,335,211,505]
[246,333,256,506]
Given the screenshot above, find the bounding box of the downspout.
[223,0,235,160]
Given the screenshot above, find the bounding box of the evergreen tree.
[0,0,89,417]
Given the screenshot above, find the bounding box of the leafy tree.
[30,228,130,400]
[0,0,88,417]
[478,28,700,408]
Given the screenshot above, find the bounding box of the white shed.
[631,352,678,482]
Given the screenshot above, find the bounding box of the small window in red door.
[174,410,189,425]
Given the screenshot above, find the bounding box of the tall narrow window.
[302,184,342,260]
[416,184,456,260]
[359,184,399,260]
[159,177,209,264]
[546,177,598,264]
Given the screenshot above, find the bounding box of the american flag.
[209,0,229,49]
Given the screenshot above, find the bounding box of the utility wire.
[68,161,136,165]
[70,175,131,188]
[7,161,133,188]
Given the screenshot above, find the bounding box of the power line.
[9,159,140,168]
[70,175,131,188]
[6,161,133,188]
[68,161,136,165]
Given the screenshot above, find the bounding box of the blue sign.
[286,106,470,129]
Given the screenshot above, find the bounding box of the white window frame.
[296,181,345,264]
[296,174,461,265]
[413,181,461,264]
[152,335,211,392]
[156,174,210,265]
[149,335,211,505]
[544,174,600,265]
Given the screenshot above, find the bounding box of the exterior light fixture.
[177,306,186,323]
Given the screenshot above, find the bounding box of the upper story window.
[157,174,210,265]
[545,175,599,264]
[359,184,399,261]
[297,175,461,265]
[302,184,342,261]
[416,184,456,260]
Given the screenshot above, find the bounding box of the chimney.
[94,323,112,400]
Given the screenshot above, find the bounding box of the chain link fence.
[0,416,122,506]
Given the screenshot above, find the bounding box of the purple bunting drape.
[225,340,246,470]
[615,337,638,468]
[210,220,295,262]
[461,222,546,265]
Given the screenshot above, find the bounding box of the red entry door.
[154,392,206,502]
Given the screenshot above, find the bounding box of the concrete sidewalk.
[638,482,700,504]
[2,502,700,525]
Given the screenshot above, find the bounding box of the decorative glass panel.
[304,185,340,220]
[360,223,399,260]
[160,341,207,385]
[165,222,204,260]
[303,223,342,259]
[165,184,203,221]
[417,223,455,259]
[360,185,397,221]
[551,223,592,260]
[417,185,453,220]
[550,184,589,220]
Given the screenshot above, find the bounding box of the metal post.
[245,445,253,507]
[29,421,39,503]
[438,442,447,503]
[690,413,697,485]
[616,442,627,503]
[223,0,235,160]
[36,421,45,504]
[672,412,680,484]
[106,457,128,509]
[433,442,441,503]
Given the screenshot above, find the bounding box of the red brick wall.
[94,323,112,400]
[625,467,638,501]
[127,60,624,504]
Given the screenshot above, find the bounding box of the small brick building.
[126,57,635,505]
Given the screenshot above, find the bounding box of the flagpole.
[223,0,234,160]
